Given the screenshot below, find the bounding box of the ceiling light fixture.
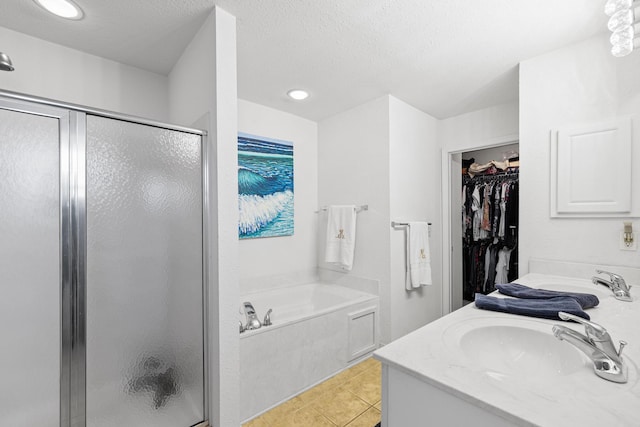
[34,0,84,20]
[605,0,640,57]
[287,89,309,100]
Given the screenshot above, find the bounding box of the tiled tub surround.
[240,283,379,423]
[375,268,640,426]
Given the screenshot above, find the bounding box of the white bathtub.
[239,283,379,422]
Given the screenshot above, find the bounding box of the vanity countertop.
[374,273,640,426]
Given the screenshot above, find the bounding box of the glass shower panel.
[85,116,204,427]
[0,108,61,426]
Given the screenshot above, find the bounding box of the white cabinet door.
[551,118,633,216]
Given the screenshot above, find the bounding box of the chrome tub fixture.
[0,52,14,71]
[243,301,262,330]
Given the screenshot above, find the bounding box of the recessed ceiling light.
[34,0,84,20]
[287,89,309,100]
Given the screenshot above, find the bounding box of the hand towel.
[474,294,590,320]
[406,221,432,290]
[496,283,599,309]
[324,205,357,271]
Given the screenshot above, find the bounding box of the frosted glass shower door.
[0,107,61,426]
[85,116,205,427]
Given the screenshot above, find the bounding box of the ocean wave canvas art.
[238,132,294,239]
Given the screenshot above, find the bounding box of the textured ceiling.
[0,0,606,120]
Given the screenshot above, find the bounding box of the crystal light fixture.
[605,0,640,57]
[605,0,633,16]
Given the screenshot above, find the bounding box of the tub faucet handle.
[264,309,273,326]
[618,340,627,357]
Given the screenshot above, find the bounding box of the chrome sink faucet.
[552,311,628,383]
[592,269,632,302]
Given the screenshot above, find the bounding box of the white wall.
[318,95,443,344]
[519,35,640,273]
[169,7,239,427]
[237,99,319,293]
[439,102,519,152]
[0,26,168,121]
[318,96,392,342]
[388,96,442,340]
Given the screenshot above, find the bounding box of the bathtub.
[239,283,379,422]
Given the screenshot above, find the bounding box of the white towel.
[406,221,432,290]
[324,205,357,271]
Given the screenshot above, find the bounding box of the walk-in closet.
[460,144,519,305]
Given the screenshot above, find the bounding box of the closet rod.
[464,171,519,181]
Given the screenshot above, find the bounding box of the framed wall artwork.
[238,132,294,239]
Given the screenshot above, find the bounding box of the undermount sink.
[444,317,588,379]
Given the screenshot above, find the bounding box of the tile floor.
[243,357,382,427]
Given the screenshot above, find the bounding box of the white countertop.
[374,273,640,426]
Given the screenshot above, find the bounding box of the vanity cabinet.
[382,365,518,426]
[375,268,640,426]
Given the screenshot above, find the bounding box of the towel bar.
[392,221,432,237]
[391,221,432,227]
[315,204,368,213]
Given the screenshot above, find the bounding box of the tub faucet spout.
[592,269,632,302]
[243,302,262,330]
[552,311,627,383]
[263,309,273,326]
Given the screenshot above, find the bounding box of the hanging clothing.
[461,169,519,301]
[494,247,513,285]
[471,185,482,241]
[481,183,492,232]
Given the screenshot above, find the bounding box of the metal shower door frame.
[0,91,209,427]
[0,97,76,426]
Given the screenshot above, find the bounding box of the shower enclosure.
[0,92,208,427]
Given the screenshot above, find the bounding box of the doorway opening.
[440,137,519,314]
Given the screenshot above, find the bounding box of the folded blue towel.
[496,283,599,309]
[474,294,590,320]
